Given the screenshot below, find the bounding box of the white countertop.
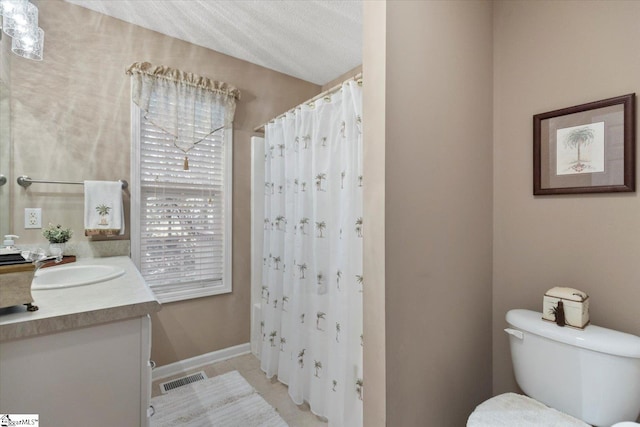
[0,256,161,341]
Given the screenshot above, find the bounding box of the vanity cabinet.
[0,315,152,427]
[0,256,160,426]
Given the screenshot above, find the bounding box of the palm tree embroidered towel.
[84,181,124,236]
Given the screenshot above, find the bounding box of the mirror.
[0,35,10,240]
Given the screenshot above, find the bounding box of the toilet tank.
[506,309,640,427]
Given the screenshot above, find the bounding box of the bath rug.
[467,392,590,426]
[150,370,288,426]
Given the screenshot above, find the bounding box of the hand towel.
[84,180,124,236]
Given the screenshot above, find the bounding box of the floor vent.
[160,371,208,394]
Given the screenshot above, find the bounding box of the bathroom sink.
[32,264,125,290]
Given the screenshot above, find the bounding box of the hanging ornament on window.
[174,124,225,170]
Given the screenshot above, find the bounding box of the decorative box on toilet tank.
[542,286,590,329]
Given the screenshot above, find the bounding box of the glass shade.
[11,25,43,60]
[0,0,27,18]
[2,0,36,38]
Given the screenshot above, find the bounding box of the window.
[130,99,232,303]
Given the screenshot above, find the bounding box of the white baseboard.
[152,343,251,381]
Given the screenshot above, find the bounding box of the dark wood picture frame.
[533,93,636,195]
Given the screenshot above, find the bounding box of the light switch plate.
[25,208,42,229]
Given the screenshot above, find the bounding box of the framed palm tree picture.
[533,93,636,195]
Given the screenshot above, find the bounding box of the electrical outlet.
[25,208,42,229]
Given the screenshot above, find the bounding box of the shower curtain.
[260,80,363,426]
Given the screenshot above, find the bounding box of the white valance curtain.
[260,80,363,426]
[126,62,240,166]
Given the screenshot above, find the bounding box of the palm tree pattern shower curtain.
[260,80,363,426]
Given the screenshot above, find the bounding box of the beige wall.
[362,1,386,425]
[364,0,640,423]
[493,0,640,396]
[363,1,494,425]
[9,0,320,366]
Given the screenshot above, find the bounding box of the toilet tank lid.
[506,309,640,358]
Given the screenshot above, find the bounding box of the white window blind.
[131,98,232,303]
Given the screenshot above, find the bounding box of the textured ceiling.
[65,0,362,85]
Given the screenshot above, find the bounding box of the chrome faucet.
[34,254,63,270]
[22,249,63,271]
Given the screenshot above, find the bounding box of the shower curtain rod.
[253,72,362,133]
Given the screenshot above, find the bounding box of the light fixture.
[11,24,42,60]
[2,0,36,37]
[0,0,43,61]
[0,0,27,20]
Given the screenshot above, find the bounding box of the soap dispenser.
[1,235,21,255]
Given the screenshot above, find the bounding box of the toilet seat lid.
[467,393,589,427]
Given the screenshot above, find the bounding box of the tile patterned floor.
[151,353,328,426]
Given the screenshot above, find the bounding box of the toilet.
[468,309,640,427]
